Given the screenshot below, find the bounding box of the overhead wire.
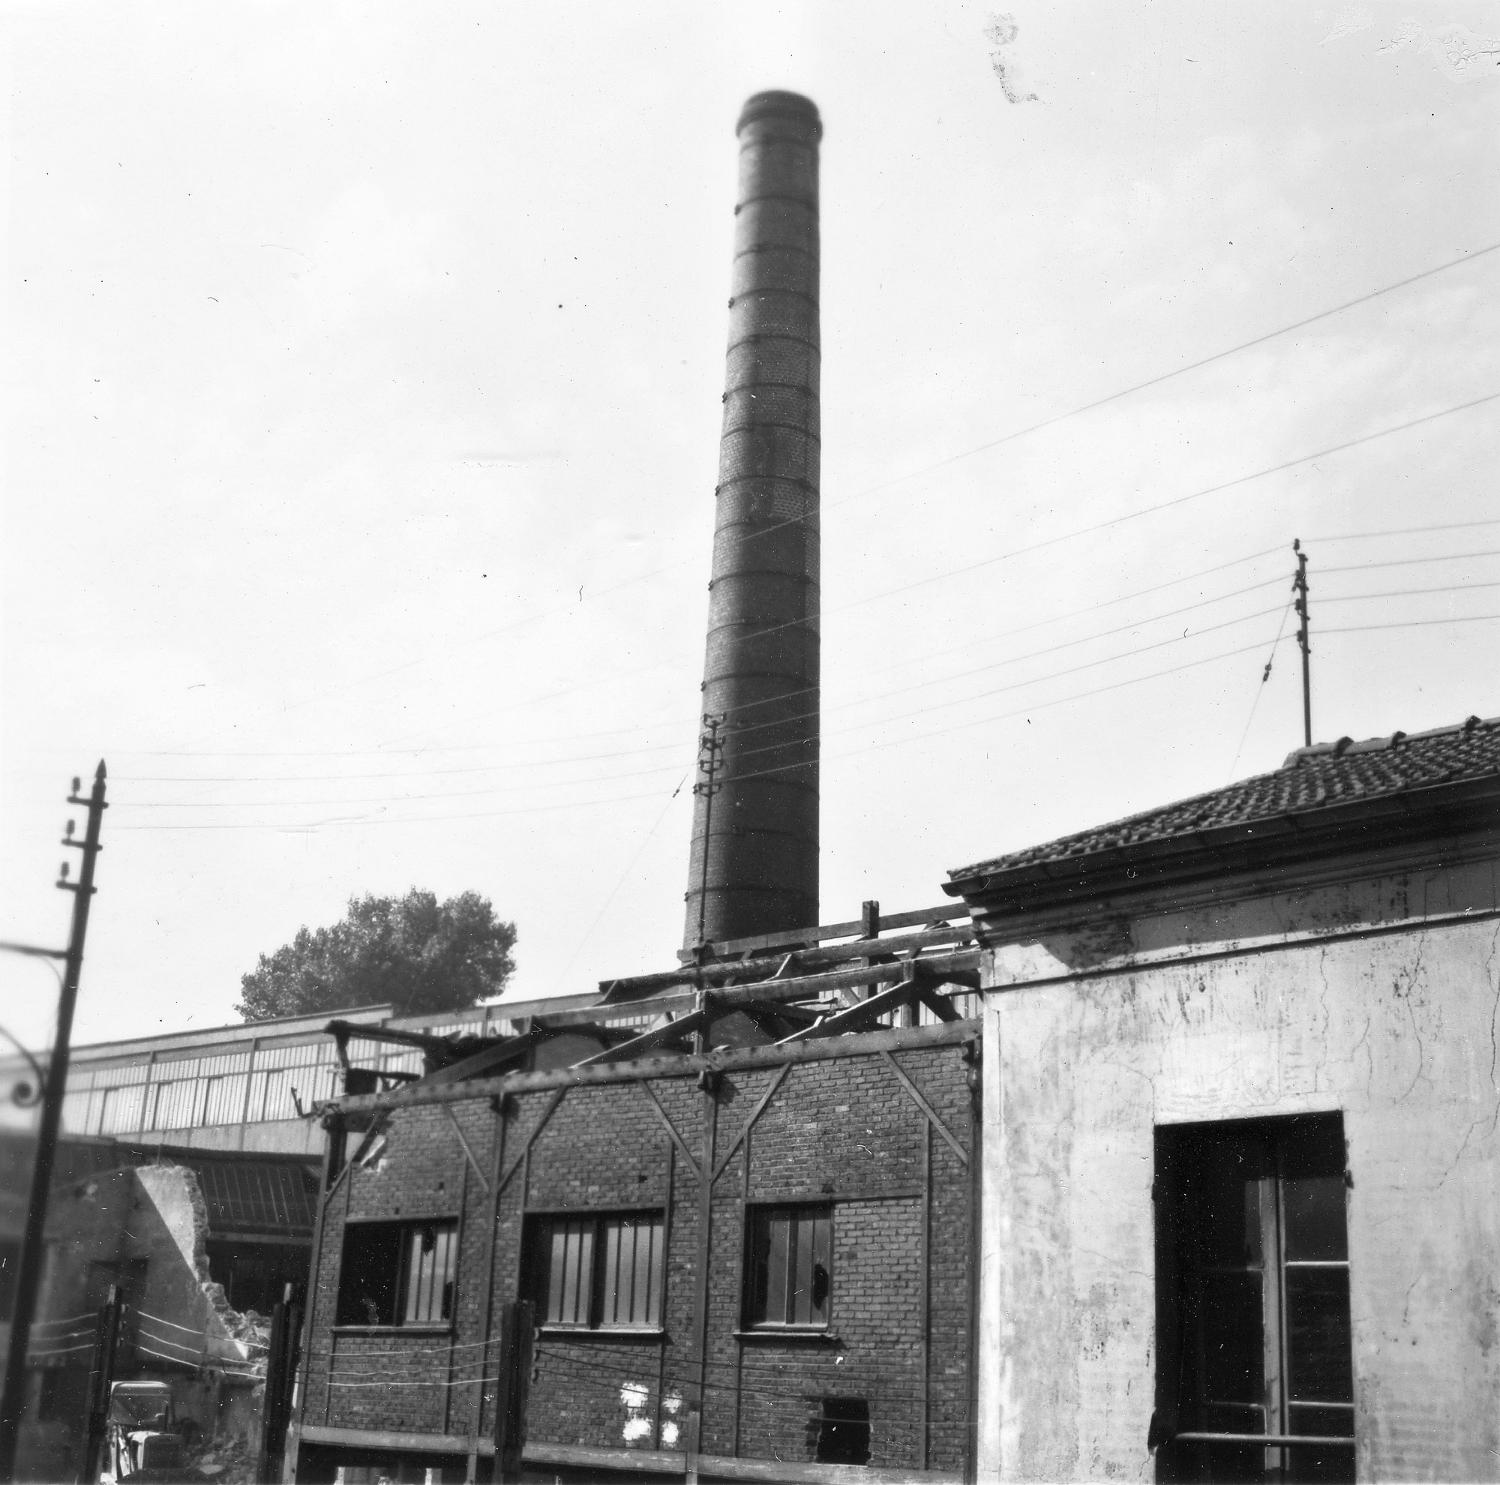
[112,634,1292,831]
[31,1311,97,1329]
[109,553,1500,810]
[560,773,692,980]
[1320,613,1500,637]
[683,390,1500,662]
[256,241,1500,719]
[120,545,1292,779]
[96,519,1500,765]
[727,602,1293,765]
[107,601,1500,832]
[1227,603,1296,781]
[1320,548,1500,576]
[116,572,1296,807]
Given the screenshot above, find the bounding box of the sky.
[3,1,1498,1053]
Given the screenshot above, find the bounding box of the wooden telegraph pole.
[1293,540,1312,748]
[0,763,108,1482]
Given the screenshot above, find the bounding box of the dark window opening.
[205,1240,308,1315]
[745,1204,832,1329]
[524,1212,665,1330]
[1155,1114,1354,1484]
[815,1396,870,1464]
[335,1220,456,1328]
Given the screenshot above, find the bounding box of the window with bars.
[744,1203,832,1330]
[1154,1114,1354,1484]
[334,1220,457,1328]
[525,1212,665,1331]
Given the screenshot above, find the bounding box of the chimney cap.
[737,91,822,140]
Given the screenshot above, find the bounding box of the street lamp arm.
[0,1023,44,1108]
[0,939,67,961]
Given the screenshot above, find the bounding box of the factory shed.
[945,715,1500,1484]
[284,905,983,1484]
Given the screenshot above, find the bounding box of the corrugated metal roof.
[949,715,1500,883]
[185,1154,319,1235]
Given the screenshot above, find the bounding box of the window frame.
[333,1216,459,1332]
[1154,1113,1355,1482]
[523,1208,667,1335]
[741,1200,834,1333]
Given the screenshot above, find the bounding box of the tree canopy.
[235,889,518,1022]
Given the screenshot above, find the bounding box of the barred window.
[744,1204,831,1329]
[335,1220,457,1328]
[526,1212,664,1330]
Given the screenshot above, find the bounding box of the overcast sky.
[4,1,1498,1052]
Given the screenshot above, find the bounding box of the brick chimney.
[684,91,822,950]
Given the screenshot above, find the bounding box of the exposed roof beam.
[571,1009,710,1067]
[778,977,921,1043]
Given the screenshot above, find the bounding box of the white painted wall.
[977,854,1500,1482]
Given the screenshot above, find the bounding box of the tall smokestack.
[684,91,822,950]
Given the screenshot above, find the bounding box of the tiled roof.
[949,715,1500,885]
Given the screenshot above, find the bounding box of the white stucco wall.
[977,855,1500,1482]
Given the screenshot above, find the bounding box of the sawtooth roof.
[948,715,1500,887]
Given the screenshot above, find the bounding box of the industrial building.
[288,911,981,1483]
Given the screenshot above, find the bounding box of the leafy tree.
[236,889,517,1022]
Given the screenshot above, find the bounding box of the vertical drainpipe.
[684,91,823,952]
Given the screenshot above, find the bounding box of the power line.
[763,390,1500,650]
[92,513,1500,770]
[832,241,1500,514]
[211,244,1500,727]
[730,603,1291,763]
[109,636,1289,832]
[117,550,1300,795]
[1321,548,1500,576]
[1320,580,1500,604]
[1227,603,1296,783]
[113,536,1500,803]
[1320,613,1500,637]
[110,785,673,832]
[115,597,1292,812]
[560,777,690,980]
[120,754,688,808]
[120,736,686,784]
[109,590,1500,825]
[728,591,1292,742]
[117,549,1294,797]
[123,559,1295,794]
[1312,516,1500,544]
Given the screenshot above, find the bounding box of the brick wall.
[300,1029,977,1476]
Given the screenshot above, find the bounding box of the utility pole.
[1293,540,1312,748]
[0,762,108,1483]
[81,1284,122,1485]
